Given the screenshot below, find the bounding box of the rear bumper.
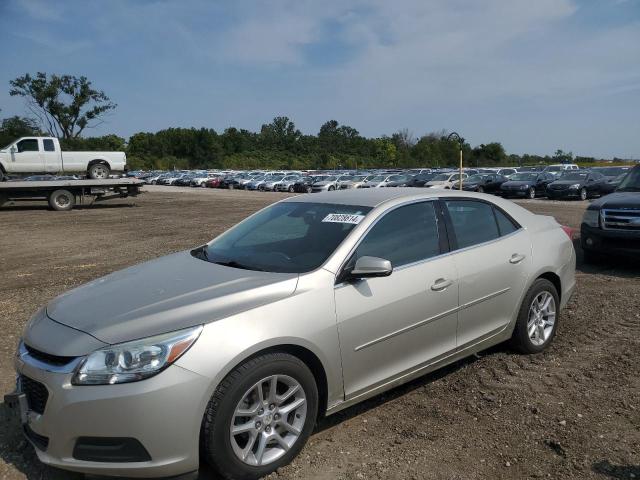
[580,223,640,257]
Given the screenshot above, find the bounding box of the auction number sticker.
[322,213,365,224]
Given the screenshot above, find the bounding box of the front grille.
[20,376,49,415]
[550,184,569,190]
[24,344,76,366]
[602,208,640,231]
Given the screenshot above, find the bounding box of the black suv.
[581,165,640,262]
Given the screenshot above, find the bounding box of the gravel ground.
[0,187,638,480]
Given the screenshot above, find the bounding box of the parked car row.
[127,165,633,201]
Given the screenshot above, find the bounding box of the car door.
[442,199,531,348]
[10,138,44,173]
[41,138,62,173]
[335,201,459,399]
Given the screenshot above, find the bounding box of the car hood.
[502,181,532,187]
[46,251,298,345]
[550,180,584,186]
[589,191,640,209]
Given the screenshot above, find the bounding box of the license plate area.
[4,391,29,425]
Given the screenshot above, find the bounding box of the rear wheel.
[88,163,110,180]
[510,279,559,354]
[0,169,5,182]
[48,189,75,211]
[202,353,318,480]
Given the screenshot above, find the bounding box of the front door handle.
[431,278,454,291]
[509,254,526,264]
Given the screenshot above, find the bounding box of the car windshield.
[369,175,387,182]
[596,167,628,176]
[466,175,487,182]
[269,176,285,182]
[545,166,563,171]
[510,173,538,181]
[197,202,372,273]
[617,168,640,191]
[389,175,409,182]
[432,174,452,181]
[560,172,588,180]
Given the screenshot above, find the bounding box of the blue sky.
[0,0,639,158]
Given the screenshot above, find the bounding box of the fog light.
[586,237,594,246]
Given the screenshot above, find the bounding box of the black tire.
[48,189,75,211]
[288,185,294,193]
[328,185,335,191]
[477,186,484,193]
[306,186,312,194]
[510,278,559,354]
[528,187,536,199]
[202,353,318,480]
[88,163,110,180]
[0,169,5,182]
[580,188,587,201]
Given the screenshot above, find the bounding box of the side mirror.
[348,256,393,280]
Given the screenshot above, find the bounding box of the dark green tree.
[9,72,116,138]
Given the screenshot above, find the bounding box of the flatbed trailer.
[0,179,144,211]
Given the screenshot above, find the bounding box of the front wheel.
[306,186,312,193]
[202,353,318,480]
[580,187,587,201]
[288,185,294,193]
[88,163,111,180]
[477,186,484,193]
[528,187,536,199]
[510,279,559,354]
[328,186,335,191]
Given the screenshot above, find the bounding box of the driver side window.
[17,139,39,153]
[352,202,441,269]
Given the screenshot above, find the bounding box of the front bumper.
[500,189,528,197]
[580,223,640,257]
[10,353,210,478]
[547,189,580,199]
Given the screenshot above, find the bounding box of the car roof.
[282,186,501,208]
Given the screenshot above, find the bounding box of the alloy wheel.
[230,375,307,467]
[527,291,556,346]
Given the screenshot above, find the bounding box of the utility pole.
[447,132,464,190]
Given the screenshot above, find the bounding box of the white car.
[0,137,127,180]
[426,172,468,189]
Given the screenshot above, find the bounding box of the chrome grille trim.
[601,208,640,231]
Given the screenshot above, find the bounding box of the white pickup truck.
[0,137,127,181]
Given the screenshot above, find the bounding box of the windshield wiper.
[213,260,265,272]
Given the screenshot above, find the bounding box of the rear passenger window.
[494,208,519,236]
[445,200,500,249]
[43,139,55,152]
[354,202,440,268]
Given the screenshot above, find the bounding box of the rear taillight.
[561,225,576,240]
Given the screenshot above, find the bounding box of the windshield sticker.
[322,213,365,225]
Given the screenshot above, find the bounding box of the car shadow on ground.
[592,460,640,479]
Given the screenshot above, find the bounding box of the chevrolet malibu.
[6,189,575,479]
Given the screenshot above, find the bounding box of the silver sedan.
[6,188,575,479]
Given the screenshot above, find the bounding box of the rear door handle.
[509,254,526,264]
[431,278,454,291]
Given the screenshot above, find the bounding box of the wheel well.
[87,159,110,169]
[538,272,562,302]
[246,345,329,419]
[0,162,6,174]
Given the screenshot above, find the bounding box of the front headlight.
[519,185,529,190]
[582,209,600,227]
[72,325,203,385]
[570,183,581,189]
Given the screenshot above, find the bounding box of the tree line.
[1,72,629,171]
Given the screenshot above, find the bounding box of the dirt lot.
[0,187,638,480]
